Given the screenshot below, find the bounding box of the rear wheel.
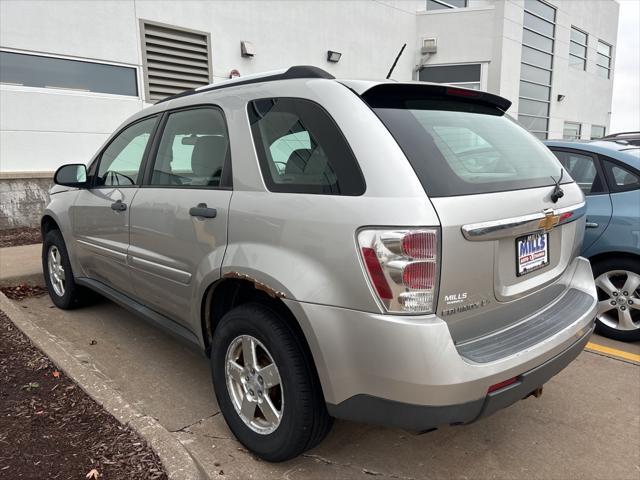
[211,303,332,461]
[593,257,640,342]
[42,230,86,309]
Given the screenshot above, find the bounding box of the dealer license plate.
[516,232,549,277]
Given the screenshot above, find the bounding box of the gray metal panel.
[456,288,595,363]
[140,19,212,102]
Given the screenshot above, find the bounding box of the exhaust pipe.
[525,386,543,399]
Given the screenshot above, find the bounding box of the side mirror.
[54,164,88,188]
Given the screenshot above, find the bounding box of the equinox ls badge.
[539,208,560,232]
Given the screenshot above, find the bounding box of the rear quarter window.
[602,159,640,192]
[247,98,365,195]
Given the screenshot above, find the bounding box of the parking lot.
[10,294,640,480]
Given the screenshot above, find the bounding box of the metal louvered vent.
[141,21,212,102]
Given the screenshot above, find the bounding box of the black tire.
[592,256,640,342]
[42,229,87,309]
[211,302,332,461]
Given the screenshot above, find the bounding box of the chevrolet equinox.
[42,66,598,461]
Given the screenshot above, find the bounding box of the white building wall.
[415,5,496,89]
[0,0,421,174]
[493,0,527,110]
[0,0,620,227]
[545,0,619,139]
[414,0,618,140]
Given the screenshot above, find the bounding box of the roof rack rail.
[155,65,335,104]
[602,131,640,139]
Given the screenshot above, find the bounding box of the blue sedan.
[545,140,640,341]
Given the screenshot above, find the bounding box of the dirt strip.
[0,309,168,480]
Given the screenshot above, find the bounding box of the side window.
[247,98,365,195]
[602,159,640,192]
[551,150,605,195]
[150,108,229,188]
[96,117,157,187]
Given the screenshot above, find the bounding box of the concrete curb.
[0,292,209,480]
[0,272,45,287]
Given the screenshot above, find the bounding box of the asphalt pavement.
[10,294,640,480]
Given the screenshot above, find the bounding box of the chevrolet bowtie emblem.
[539,209,560,231]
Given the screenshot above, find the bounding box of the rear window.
[366,92,570,197]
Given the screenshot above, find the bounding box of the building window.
[426,0,468,10]
[596,40,612,79]
[569,27,588,70]
[418,64,481,89]
[563,122,582,140]
[519,0,556,140]
[591,125,606,139]
[141,21,212,102]
[0,51,137,96]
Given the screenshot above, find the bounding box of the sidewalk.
[0,243,43,286]
[5,293,640,480]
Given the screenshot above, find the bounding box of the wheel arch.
[587,250,640,269]
[200,277,328,402]
[41,214,61,236]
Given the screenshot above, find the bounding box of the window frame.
[519,0,556,139]
[418,63,482,89]
[599,155,640,193]
[569,26,588,71]
[548,147,608,196]
[426,0,468,10]
[590,125,606,139]
[563,121,582,140]
[88,114,161,190]
[596,40,613,79]
[247,97,366,196]
[139,104,233,190]
[0,48,140,98]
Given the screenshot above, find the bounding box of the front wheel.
[211,303,332,461]
[42,229,86,309]
[593,257,640,342]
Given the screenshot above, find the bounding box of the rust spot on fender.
[223,272,286,299]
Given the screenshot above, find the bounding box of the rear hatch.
[361,83,586,343]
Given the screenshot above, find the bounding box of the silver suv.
[42,66,597,461]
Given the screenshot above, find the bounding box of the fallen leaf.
[86,468,99,479]
[52,371,60,378]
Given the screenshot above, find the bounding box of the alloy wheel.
[225,335,284,435]
[595,270,640,331]
[47,245,66,297]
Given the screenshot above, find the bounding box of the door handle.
[111,200,127,212]
[189,203,217,218]
[585,222,599,229]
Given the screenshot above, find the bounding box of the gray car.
[42,66,597,462]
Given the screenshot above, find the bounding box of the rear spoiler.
[357,82,512,113]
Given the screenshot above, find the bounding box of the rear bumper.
[326,325,593,431]
[283,256,596,428]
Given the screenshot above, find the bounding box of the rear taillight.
[357,228,440,314]
[488,376,519,393]
[361,247,393,300]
